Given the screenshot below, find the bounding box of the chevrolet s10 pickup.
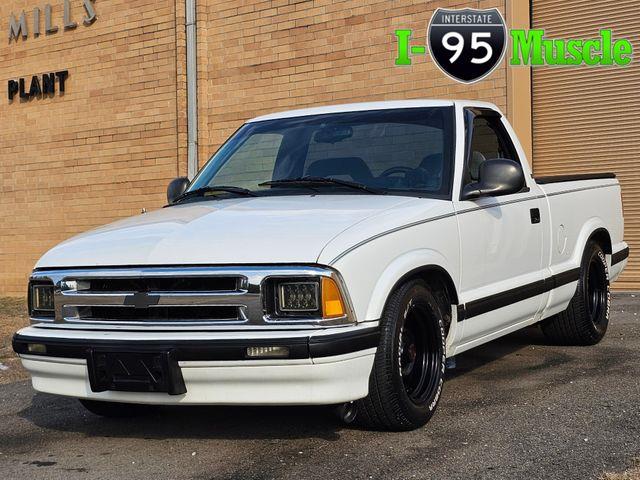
[13,100,628,430]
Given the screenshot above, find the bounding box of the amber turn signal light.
[321,277,346,318]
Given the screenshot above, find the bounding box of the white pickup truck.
[14,100,628,431]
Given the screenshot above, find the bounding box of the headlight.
[29,282,55,317]
[278,282,319,312]
[269,276,347,320]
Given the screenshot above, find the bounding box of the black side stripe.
[612,247,629,266]
[308,326,380,358]
[457,268,580,322]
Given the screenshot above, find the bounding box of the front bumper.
[13,325,379,405]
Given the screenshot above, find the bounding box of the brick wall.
[0,0,509,295]
[199,0,507,167]
[0,0,181,295]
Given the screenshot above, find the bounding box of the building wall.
[4,1,633,295]
[0,0,513,296]
[198,0,508,168]
[531,0,640,289]
[0,0,181,295]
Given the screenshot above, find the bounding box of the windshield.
[188,107,455,199]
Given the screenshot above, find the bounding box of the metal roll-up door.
[532,0,640,289]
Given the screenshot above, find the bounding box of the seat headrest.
[420,153,443,174]
[469,151,486,181]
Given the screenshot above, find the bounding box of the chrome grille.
[74,305,240,322]
[57,271,250,326]
[80,276,238,292]
[29,266,355,329]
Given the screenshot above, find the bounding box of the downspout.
[185,0,198,179]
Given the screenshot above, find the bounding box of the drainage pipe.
[185,0,198,179]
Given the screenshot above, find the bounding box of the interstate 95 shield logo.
[428,8,507,84]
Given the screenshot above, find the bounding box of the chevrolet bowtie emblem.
[124,291,159,309]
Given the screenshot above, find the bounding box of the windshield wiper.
[173,185,258,204]
[259,176,385,195]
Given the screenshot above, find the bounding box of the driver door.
[454,108,546,347]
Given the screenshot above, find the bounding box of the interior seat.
[416,153,444,189]
[305,157,373,183]
[419,153,443,171]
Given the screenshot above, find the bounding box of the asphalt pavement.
[1,295,639,480]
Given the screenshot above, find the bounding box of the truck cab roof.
[248,99,502,123]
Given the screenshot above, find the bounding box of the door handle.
[530,208,541,224]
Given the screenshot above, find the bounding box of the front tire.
[541,240,610,345]
[79,399,158,418]
[356,280,446,431]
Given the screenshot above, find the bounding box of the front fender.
[324,209,460,324]
[332,246,458,323]
[363,249,457,321]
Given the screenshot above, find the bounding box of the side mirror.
[167,177,190,204]
[461,159,525,200]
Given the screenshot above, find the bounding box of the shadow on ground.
[16,325,550,441]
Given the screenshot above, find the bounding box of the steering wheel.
[379,166,414,177]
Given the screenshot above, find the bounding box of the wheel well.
[588,228,612,254]
[391,266,458,335]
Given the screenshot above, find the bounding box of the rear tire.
[356,280,446,431]
[79,399,158,418]
[541,240,610,345]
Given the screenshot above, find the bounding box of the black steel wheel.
[541,240,610,345]
[400,302,442,405]
[356,279,446,431]
[585,253,608,333]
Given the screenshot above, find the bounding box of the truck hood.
[36,195,422,268]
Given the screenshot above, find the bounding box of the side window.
[465,115,520,184]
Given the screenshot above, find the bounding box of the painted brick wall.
[198,0,507,166]
[0,0,181,294]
